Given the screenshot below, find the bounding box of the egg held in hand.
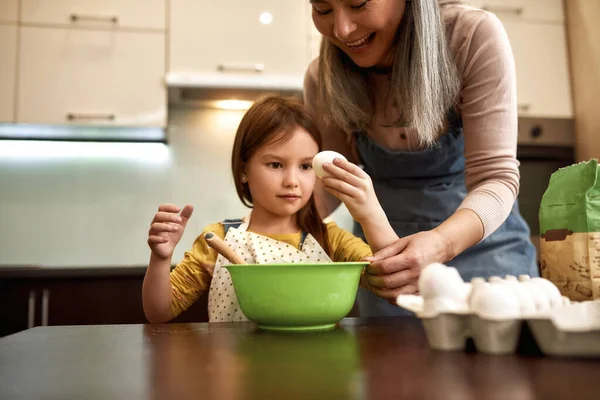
[312,151,347,178]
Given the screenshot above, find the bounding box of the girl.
[142,97,396,323]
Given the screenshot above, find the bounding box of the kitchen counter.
[1,317,598,399]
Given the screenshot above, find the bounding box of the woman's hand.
[362,230,450,302]
[320,158,383,225]
[147,204,194,260]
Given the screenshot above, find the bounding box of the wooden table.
[0,317,598,399]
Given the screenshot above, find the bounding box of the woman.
[304,0,538,316]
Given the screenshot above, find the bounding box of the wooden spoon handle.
[204,232,246,265]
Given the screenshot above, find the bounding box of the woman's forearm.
[142,254,175,323]
[433,208,484,262]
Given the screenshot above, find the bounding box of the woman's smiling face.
[310,0,406,69]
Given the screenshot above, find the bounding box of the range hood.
[166,72,304,109]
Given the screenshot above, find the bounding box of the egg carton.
[527,301,600,357]
[396,263,600,357]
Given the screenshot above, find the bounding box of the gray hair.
[317,0,462,147]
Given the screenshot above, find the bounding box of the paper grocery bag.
[539,159,600,301]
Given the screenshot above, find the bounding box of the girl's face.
[311,0,406,69]
[244,126,319,220]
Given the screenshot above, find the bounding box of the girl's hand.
[320,158,383,225]
[147,204,194,260]
[362,230,450,302]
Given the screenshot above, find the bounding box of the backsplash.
[1,107,242,266]
[0,107,354,267]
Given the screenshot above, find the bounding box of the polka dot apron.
[208,213,332,322]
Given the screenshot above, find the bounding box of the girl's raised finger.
[153,211,184,224]
[149,222,179,235]
[147,235,168,245]
[157,204,181,213]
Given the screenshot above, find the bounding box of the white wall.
[0,107,354,267]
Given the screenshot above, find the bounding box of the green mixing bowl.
[224,262,368,331]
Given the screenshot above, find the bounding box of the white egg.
[419,263,470,315]
[468,279,488,309]
[471,277,486,285]
[500,279,537,317]
[419,263,466,300]
[312,151,347,178]
[470,283,521,320]
[463,282,473,301]
[520,281,551,312]
[531,277,563,308]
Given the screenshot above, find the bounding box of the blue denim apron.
[352,113,538,317]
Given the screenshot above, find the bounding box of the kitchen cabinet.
[0,279,38,337]
[169,0,310,77]
[0,24,17,123]
[17,26,166,127]
[503,21,572,118]
[0,268,210,338]
[43,277,208,327]
[21,0,166,30]
[465,0,564,23]
[0,0,18,23]
[566,0,600,163]
[8,0,168,129]
[465,0,573,118]
[42,277,148,327]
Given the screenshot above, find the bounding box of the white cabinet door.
[464,0,564,22]
[21,0,166,30]
[17,27,166,127]
[504,21,572,118]
[0,0,18,23]
[170,0,309,76]
[0,24,17,122]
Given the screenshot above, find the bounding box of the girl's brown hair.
[231,96,331,256]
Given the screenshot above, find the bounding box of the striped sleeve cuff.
[457,182,516,241]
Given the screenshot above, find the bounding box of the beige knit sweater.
[304,4,519,239]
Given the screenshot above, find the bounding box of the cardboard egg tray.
[397,296,600,357]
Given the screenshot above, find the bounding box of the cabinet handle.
[27,291,36,329]
[482,5,524,15]
[216,64,265,73]
[518,103,531,111]
[41,289,50,326]
[530,125,543,139]
[70,14,119,24]
[66,113,116,121]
